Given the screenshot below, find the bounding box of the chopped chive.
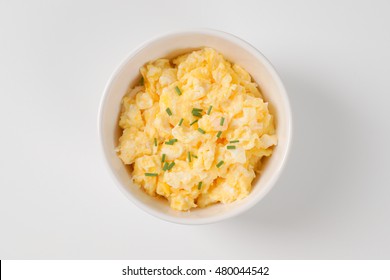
[145,173,158,177]
[216,131,222,138]
[154,138,157,147]
[220,117,225,126]
[207,105,213,115]
[192,108,203,117]
[161,154,166,162]
[198,181,203,190]
[190,119,198,126]
[216,161,224,168]
[197,128,206,134]
[162,162,169,171]
[227,145,236,149]
[165,139,177,145]
[187,151,191,162]
[192,111,202,117]
[178,118,184,126]
[175,86,182,96]
[192,154,198,158]
[167,162,175,170]
[230,140,239,143]
[166,108,172,116]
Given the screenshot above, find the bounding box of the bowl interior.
[99,30,291,224]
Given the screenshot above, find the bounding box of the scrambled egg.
[116,48,277,211]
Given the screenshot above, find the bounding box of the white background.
[1,0,389,259]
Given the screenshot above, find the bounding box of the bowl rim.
[98,28,293,225]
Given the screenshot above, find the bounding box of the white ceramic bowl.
[98,29,292,225]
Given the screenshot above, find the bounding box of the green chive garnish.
[198,128,206,134]
[192,108,203,117]
[216,161,224,168]
[167,162,175,170]
[227,145,236,149]
[220,117,225,126]
[190,119,198,126]
[198,181,202,190]
[207,105,213,115]
[192,154,198,158]
[145,173,158,177]
[175,86,182,96]
[161,154,166,162]
[162,162,169,171]
[140,77,144,86]
[166,108,172,116]
[230,140,239,143]
[154,138,157,147]
[216,131,222,138]
[178,118,184,126]
[165,139,177,145]
[188,151,191,162]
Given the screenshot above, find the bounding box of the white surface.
[0,0,389,259]
[99,29,292,224]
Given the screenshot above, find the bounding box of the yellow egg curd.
[116,48,277,211]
